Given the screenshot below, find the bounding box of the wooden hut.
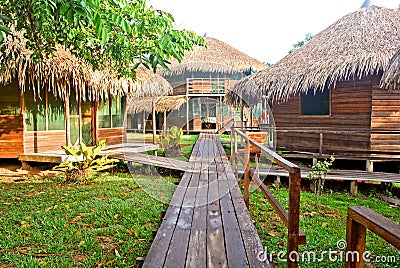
[157,37,266,132]
[227,5,400,168]
[127,95,187,135]
[0,32,161,159]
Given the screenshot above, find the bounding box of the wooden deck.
[107,151,191,172]
[143,133,271,268]
[18,143,159,164]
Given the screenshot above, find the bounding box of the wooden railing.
[186,78,229,95]
[345,206,400,268]
[231,127,305,268]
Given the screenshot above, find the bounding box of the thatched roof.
[225,76,263,108]
[127,95,186,114]
[158,37,266,76]
[0,31,171,101]
[133,66,173,98]
[381,49,400,90]
[155,95,187,113]
[229,6,400,103]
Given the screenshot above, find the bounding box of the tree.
[0,0,205,78]
[288,32,313,54]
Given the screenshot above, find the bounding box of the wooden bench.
[345,206,400,268]
[143,133,271,267]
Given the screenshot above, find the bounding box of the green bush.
[53,140,119,184]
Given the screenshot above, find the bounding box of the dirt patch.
[72,253,88,263]
[0,162,60,183]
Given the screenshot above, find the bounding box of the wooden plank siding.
[97,128,125,145]
[273,76,374,155]
[24,130,66,154]
[370,74,400,152]
[0,115,24,158]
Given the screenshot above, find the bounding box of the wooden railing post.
[244,138,250,208]
[234,129,239,180]
[345,215,367,268]
[319,133,323,155]
[287,167,301,268]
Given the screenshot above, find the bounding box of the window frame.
[299,87,331,117]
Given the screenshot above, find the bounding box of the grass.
[220,134,231,155]
[180,134,199,159]
[0,173,176,267]
[156,134,199,160]
[248,186,400,267]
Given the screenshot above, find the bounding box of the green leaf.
[60,3,71,15]
[61,145,81,158]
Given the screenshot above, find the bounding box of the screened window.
[98,96,125,128]
[0,82,20,115]
[25,90,65,131]
[300,88,330,116]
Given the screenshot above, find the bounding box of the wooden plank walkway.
[106,151,191,172]
[143,133,271,268]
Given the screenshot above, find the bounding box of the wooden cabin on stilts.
[157,37,266,133]
[226,4,400,171]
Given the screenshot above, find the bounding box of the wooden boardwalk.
[106,151,191,172]
[143,133,271,268]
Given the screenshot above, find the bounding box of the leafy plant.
[160,126,183,157]
[307,156,335,195]
[0,0,206,78]
[53,139,119,184]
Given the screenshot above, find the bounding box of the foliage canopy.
[0,0,205,78]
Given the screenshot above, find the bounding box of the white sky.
[148,0,399,64]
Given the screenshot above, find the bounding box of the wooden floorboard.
[143,133,271,268]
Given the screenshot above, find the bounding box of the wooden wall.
[273,76,374,155]
[0,115,24,158]
[97,128,124,145]
[24,130,66,154]
[370,74,400,152]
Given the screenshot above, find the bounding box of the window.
[300,88,330,116]
[98,96,125,128]
[25,90,65,131]
[0,82,20,115]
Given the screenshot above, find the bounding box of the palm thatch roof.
[0,31,171,101]
[158,37,266,76]
[381,49,400,90]
[155,95,187,113]
[127,95,186,114]
[228,6,400,104]
[225,75,264,108]
[133,66,173,98]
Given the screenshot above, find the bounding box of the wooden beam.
[92,101,97,145]
[287,168,301,268]
[243,139,250,208]
[152,101,157,145]
[64,93,70,146]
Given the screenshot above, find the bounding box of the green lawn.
[156,134,199,160]
[0,173,175,267]
[248,187,400,267]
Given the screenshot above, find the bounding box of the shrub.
[307,156,335,195]
[53,140,119,184]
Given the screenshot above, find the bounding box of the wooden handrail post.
[319,133,323,155]
[244,139,250,208]
[234,129,239,180]
[287,168,301,268]
[344,212,367,268]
